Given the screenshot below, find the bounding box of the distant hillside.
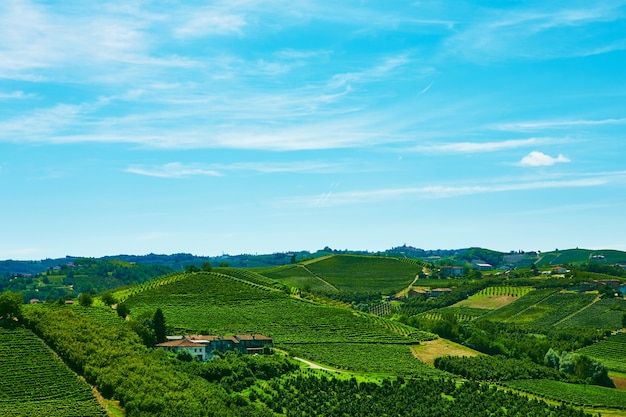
[536,249,626,266]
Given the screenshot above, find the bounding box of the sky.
[1,0,626,260]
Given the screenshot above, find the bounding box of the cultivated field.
[0,327,105,417]
[411,338,482,365]
[577,332,626,373]
[455,286,534,309]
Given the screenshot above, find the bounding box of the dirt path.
[294,357,340,372]
[300,265,339,291]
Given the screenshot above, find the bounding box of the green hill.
[536,249,626,266]
[260,254,423,294]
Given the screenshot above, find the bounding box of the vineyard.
[556,298,626,330]
[289,343,445,376]
[480,288,560,322]
[0,326,105,417]
[455,286,534,310]
[124,272,435,346]
[502,292,597,327]
[504,379,626,408]
[576,332,626,373]
[258,264,338,293]
[416,306,489,322]
[300,255,421,293]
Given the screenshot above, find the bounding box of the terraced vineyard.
[263,255,422,294]
[125,272,435,346]
[0,327,105,417]
[112,271,188,303]
[504,379,626,408]
[557,298,626,330]
[577,332,626,373]
[455,286,534,310]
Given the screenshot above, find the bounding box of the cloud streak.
[289,171,625,207]
[410,138,567,153]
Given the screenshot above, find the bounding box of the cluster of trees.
[544,348,614,387]
[262,375,589,417]
[180,351,299,392]
[0,290,23,323]
[434,355,579,383]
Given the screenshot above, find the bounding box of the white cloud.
[0,91,34,99]
[518,151,570,167]
[493,118,626,131]
[125,160,349,178]
[289,175,613,207]
[411,138,564,153]
[173,11,247,38]
[126,163,222,178]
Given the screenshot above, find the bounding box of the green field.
[536,249,626,266]
[577,332,626,373]
[504,379,626,408]
[124,271,434,345]
[0,326,106,417]
[505,292,597,326]
[291,343,447,377]
[480,288,560,322]
[557,298,626,330]
[262,255,422,294]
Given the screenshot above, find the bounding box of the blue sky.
[1,0,626,260]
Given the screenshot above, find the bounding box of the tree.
[117,302,130,319]
[544,348,560,370]
[78,292,93,307]
[201,262,212,272]
[101,292,117,307]
[153,308,167,344]
[623,312,626,328]
[0,291,23,322]
[185,264,199,273]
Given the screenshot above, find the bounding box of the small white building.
[155,338,207,361]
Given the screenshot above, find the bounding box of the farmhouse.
[552,266,568,274]
[440,266,463,277]
[156,333,273,361]
[431,288,453,297]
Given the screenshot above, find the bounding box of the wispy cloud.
[0,91,35,99]
[288,170,626,207]
[518,151,570,167]
[410,138,567,153]
[329,54,413,87]
[126,160,352,178]
[445,4,626,61]
[493,118,626,131]
[173,10,247,38]
[126,163,222,178]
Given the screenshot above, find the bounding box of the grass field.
[410,338,483,365]
[480,288,559,322]
[0,326,105,417]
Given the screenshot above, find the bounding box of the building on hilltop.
[156,333,273,361]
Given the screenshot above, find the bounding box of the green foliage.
[0,326,105,416]
[23,306,270,417]
[153,308,167,344]
[100,292,117,306]
[116,302,130,318]
[557,298,626,330]
[77,292,93,307]
[262,376,589,416]
[202,262,213,272]
[176,349,193,362]
[0,291,23,322]
[505,379,626,408]
[181,351,299,392]
[434,355,575,382]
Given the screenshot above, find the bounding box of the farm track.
[553,295,601,326]
[300,265,339,291]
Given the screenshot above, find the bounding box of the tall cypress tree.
[153,308,167,343]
